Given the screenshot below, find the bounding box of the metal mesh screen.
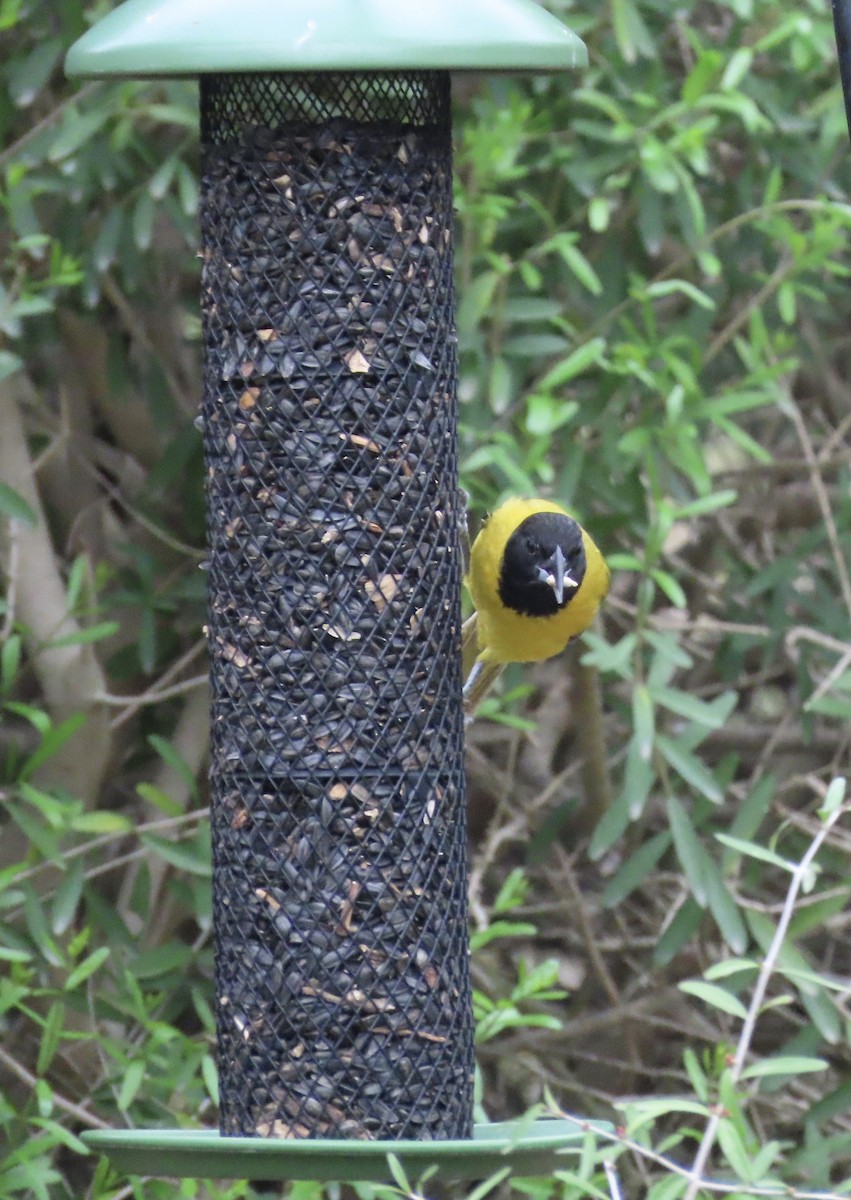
[198,72,473,1141]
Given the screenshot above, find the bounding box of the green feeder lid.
[65,0,587,78]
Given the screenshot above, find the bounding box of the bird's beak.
[537,545,571,605]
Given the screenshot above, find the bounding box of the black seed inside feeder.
[66,0,605,1182]
[201,68,470,1144]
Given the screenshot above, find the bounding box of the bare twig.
[0,1044,110,1131]
[108,638,207,730]
[681,796,850,1200]
[704,256,795,366]
[555,1110,851,1200]
[97,670,207,713]
[785,393,851,620]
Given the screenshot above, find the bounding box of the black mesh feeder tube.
[65,0,593,1180]
[201,71,470,1140]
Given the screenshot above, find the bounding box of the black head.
[498,511,587,617]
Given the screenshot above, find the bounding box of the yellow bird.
[462,497,610,716]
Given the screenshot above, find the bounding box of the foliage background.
[2,0,851,1196]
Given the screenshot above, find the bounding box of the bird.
[461,497,610,718]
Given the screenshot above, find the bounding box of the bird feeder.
[66,0,599,1182]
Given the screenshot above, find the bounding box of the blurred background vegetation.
[2,0,851,1196]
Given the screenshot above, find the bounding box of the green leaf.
[683,1047,709,1102]
[48,108,110,161]
[789,891,851,940]
[489,356,512,414]
[118,1060,145,1111]
[525,394,578,436]
[202,1054,219,1106]
[537,337,607,391]
[726,775,776,848]
[819,776,846,817]
[543,235,603,295]
[651,686,736,730]
[739,1056,827,1080]
[632,683,655,760]
[553,1172,611,1200]
[0,946,33,962]
[147,734,199,798]
[654,897,703,966]
[69,811,132,834]
[175,159,198,216]
[148,155,177,200]
[658,737,723,804]
[649,568,688,609]
[703,860,748,953]
[458,270,500,335]
[678,980,748,1020]
[8,37,62,106]
[35,1001,65,1076]
[64,945,110,991]
[682,49,724,102]
[64,555,89,614]
[30,1118,89,1156]
[47,621,119,649]
[621,1096,711,1134]
[135,781,183,817]
[0,481,36,526]
[674,490,738,519]
[588,195,610,232]
[385,1153,410,1193]
[51,859,84,935]
[503,297,563,322]
[0,350,23,382]
[588,789,632,859]
[470,920,537,951]
[611,0,655,63]
[602,831,671,907]
[704,958,758,980]
[92,208,123,273]
[721,46,754,91]
[132,193,156,250]
[646,279,716,311]
[492,867,528,915]
[132,942,193,979]
[140,834,212,877]
[623,731,655,819]
[1,633,22,696]
[465,1167,512,1200]
[714,833,793,872]
[716,1119,754,1181]
[667,795,708,903]
[20,713,86,780]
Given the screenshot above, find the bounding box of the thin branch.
[554,845,622,1012]
[704,255,795,366]
[108,638,207,730]
[0,1044,111,1131]
[0,83,100,168]
[9,807,208,890]
[682,798,851,1200]
[785,393,851,620]
[555,1109,851,1200]
[96,671,208,711]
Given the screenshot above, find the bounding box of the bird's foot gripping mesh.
[199,72,473,1141]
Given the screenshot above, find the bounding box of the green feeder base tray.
[82,1118,611,1182]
